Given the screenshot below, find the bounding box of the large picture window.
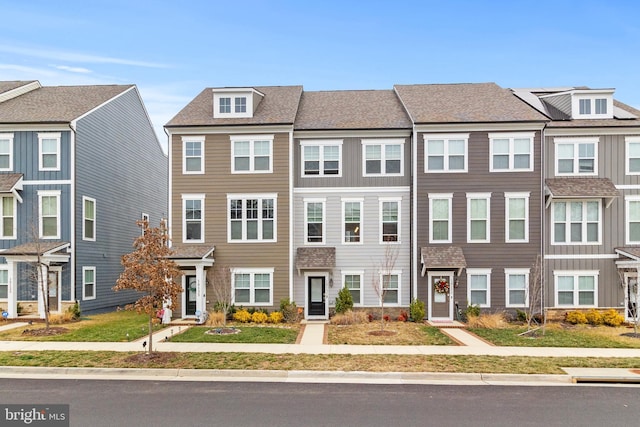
[229,194,276,242]
[555,271,598,307]
[233,268,273,305]
[552,200,600,244]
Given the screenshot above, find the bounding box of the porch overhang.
[421,246,466,277]
[615,247,640,268]
[167,244,215,268]
[296,247,335,275]
[0,241,70,264]
[545,177,619,209]
[0,173,24,203]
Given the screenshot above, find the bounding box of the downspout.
[288,127,294,302]
[411,124,417,305]
[165,127,173,247]
[68,121,77,304]
[540,123,546,327]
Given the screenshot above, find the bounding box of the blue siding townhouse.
[0,81,167,318]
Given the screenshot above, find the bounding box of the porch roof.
[0,242,70,263]
[615,247,640,262]
[296,247,335,274]
[545,177,619,208]
[0,173,23,203]
[421,246,467,276]
[167,244,215,268]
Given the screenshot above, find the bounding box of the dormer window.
[572,90,614,119]
[213,88,264,119]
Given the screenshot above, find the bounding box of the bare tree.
[113,219,183,352]
[618,269,639,335]
[22,222,52,330]
[370,245,399,331]
[520,254,544,336]
[211,264,233,327]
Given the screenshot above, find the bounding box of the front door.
[185,275,197,317]
[47,270,59,313]
[429,272,454,321]
[625,273,639,322]
[308,276,326,317]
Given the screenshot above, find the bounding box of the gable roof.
[394,82,548,124]
[0,84,133,124]
[166,85,303,127]
[295,90,412,130]
[0,81,36,95]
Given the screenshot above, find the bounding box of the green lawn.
[0,311,164,342]
[469,325,640,348]
[169,326,299,344]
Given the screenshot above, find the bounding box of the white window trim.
[551,199,602,245]
[553,137,599,176]
[231,267,274,306]
[362,139,405,177]
[82,196,96,242]
[379,197,401,244]
[0,195,16,240]
[0,265,8,300]
[38,189,61,239]
[429,193,453,244]
[572,94,613,119]
[625,137,640,176]
[304,198,326,245]
[182,136,205,175]
[466,192,491,243]
[342,270,364,306]
[488,132,534,172]
[505,268,530,308]
[553,270,599,308]
[625,195,640,245]
[379,270,401,307]
[213,90,258,118]
[423,133,469,173]
[0,133,14,172]
[505,192,530,243]
[300,139,343,177]
[82,266,96,300]
[467,268,491,308]
[227,193,278,243]
[341,198,363,245]
[230,135,274,174]
[182,194,205,244]
[38,132,61,171]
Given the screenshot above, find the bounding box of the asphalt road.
[1,379,638,427]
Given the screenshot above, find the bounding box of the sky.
[1,0,639,152]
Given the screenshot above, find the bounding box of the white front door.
[428,271,454,321]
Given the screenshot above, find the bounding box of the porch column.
[195,264,205,317]
[6,261,17,318]
[37,264,49,319]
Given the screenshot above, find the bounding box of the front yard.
[328,322,454,345]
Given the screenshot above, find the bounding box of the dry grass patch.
[328,321,454,345]
[466,312,508,328]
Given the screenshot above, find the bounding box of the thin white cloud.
[0,44,168,69]
[53,65,92,74]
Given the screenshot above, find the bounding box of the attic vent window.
[220,97,231,114]
[595,98,607,114]
[235,97,247,113]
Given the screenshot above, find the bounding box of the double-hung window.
[183,136,204,174]
[626,196,640,244]
[552,200,601,244]
[38,190,60,239]
[424,134,468,172]
[0,133,13,171]
[343,199,362,244]
[231,135,273,173]
[505,268,529,307]
[489,132,534,171]
[83,266,96,300]
[305,199,325,244]
[467,193,490,243]
[343,272,363,305]
[182,194,205,243]
[505,192,529,242]
[555,271,598,307]
[301,140,342,176]
[467,269,491,307]
[0,196,16,239]
[626,137,640,175]
[83,196,96,241]
[380,198,400,243]
[429,194,452,243]
[362,139,404,176]
[555,137,598,175]
[38,133,61,171]
[228,194,276,242]
[381,272,400,305]
[0,267,8,299]
[233,268,273,305]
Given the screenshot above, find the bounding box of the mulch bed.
[621,332,640,339]
[21,327,69,336]
[205,327,241,335]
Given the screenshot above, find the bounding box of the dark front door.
[186,276,197,316]
[308,276,326,316]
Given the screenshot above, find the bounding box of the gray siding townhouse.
[0,81,167,318]
[514,87,640,321]
[165,86,302,319]
[293,90,412,320]
[395,83,548,321]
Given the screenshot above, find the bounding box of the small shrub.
[268,311,283,324]
[233,308,252,323]
[279,298,299,323]
[565,310,588,324]
[585,309,603,326]
[49,311,75,324]
[409,299,425,322]
[206,311,226,326]
[367,313,374,322]
[67,301,81,320]
[334,287,354,314]
[515,309,527,322]
[330,310,370,325]
[602,309,624,327]
[251,311,268,323]
[397,309,408,322]
[465,304,481,318]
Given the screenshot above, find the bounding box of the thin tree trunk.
[148,315,153,353]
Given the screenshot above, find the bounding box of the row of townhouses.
[165,82,640,323]
[2,80,639,324]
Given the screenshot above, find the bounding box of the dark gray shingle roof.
[421,246,467,269]
[545,178,619,198]
[296,247,336,270]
